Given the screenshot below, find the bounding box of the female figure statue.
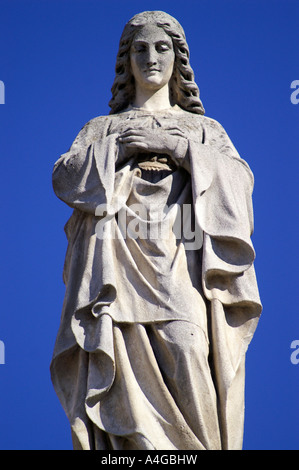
[51,11,261,450]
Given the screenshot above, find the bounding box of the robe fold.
[50,105,262,450]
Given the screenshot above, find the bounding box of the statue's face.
[130,24,175,92]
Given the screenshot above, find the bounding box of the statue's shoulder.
[175,110,227,140]
[187,113,224,131]
[81,114,111,133]
[177,109,222,127]
[71,115,113,146]
[82,112,131,135]
[203,115,232,137]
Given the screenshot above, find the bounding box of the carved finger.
[125,142,149,149]
[120,129,146,138]
[119,135,146,143]
[167,126,184,132]
[167,128,186,138]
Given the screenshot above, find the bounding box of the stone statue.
[50,11,262,450]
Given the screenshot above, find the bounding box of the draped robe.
[50,105,262,450]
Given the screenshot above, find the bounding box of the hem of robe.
[50,316,218,451]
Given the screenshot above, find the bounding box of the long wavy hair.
[109,11,205,115]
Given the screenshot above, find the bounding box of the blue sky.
[0,0,298,450]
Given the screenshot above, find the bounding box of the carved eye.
[156,43,171,53]
[133,44,146,53]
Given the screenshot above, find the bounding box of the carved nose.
[147,59,157,66]
[147,47,158,66]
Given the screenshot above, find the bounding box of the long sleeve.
[52,116,116,213]
[189,116,260,307]
[188,116,262,449]
[190,117,255,246]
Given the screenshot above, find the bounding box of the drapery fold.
[51,108,261,450]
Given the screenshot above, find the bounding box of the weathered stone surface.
[51,11,261,450]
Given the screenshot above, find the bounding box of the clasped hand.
[117,127,187,164]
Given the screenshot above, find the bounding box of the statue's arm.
[201,117,242,160]
[189,116,255,241]
[177,116,252,177]
[52,117,110,213]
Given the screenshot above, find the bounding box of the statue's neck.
[132,83,172,112]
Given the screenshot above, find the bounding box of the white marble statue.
[50,11,262,450]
